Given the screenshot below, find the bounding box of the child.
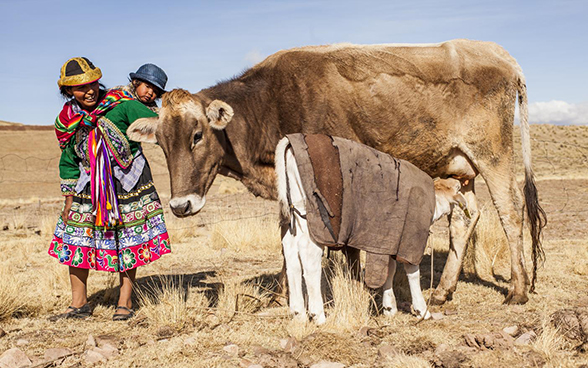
[117,63,168,113]
[49,57,171,321]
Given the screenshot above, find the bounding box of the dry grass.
[463,204,510,280]
[385,353,433,368]
[138,275,192,330]
[1,125,588,367]
[0,266,37,320]
[531,318,567,362]
[210,215,280,252]
[324,256,372,332]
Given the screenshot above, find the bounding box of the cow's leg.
[482,169,528,304]
[382,257,398,316]
[431,180,480,304]
[405,263,431,319]
[298,225,326,325]
[282,227,306,322]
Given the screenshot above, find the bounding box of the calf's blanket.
[285,133,435,289]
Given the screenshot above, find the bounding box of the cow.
[127,39,546,305]
[275,134,469,324]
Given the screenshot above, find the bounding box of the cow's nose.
[171,200,191,216]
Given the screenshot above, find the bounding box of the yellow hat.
[58,57,102,88]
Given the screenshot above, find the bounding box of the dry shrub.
[39,213,57,236]
[0,266,39,319]
[324,256,371,332]
[10,211,27,230]
[138,275,193,330]
[210,216,280,253]
[532,320,567,362]
[215,279,271,322]
[463,204,509,279]
[385,353,433,368]
[572,242,588,275]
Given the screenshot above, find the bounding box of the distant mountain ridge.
[0,120,52,131]
[0,120,24,126]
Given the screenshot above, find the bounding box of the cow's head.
[432,177,469,222]
[127,89,234,217]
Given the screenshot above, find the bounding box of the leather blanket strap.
[304,134,344,247]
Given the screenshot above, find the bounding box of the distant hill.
[0,120,24,126]
[0,120,52,131]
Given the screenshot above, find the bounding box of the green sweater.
[59,100,157,194]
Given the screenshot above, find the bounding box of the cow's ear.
[206,100,234,130]
[127,117,159,144]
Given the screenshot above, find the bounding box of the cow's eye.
[192,131,203,149]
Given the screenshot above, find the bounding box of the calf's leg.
[405,263,431,320]
[382,257,398,316]
[282,228,306,321]
[298,226,326,325]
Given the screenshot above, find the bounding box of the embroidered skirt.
[48,163,171,272]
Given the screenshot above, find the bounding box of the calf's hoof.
[383,306,398,317]
[291,310,308,323]
[503,291,529,305]
[416,309,431,320]
[310,312,326,325]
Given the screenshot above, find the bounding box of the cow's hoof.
[503,291,529,305]
[429,291,448,306]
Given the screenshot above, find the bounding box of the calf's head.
[127,89,234,217]
[433,177,469,221]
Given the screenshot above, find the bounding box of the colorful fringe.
[54,89,133,149]
[88,125,121,227]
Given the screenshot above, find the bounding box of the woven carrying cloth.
[286,133,436,289]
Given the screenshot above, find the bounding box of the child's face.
[135,81,159,104]
[69,81,100,110]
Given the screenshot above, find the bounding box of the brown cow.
[128,39,546,305]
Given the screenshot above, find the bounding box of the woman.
[49,57,171,321]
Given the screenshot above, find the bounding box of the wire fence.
[2,135,588,232]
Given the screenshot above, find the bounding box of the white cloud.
[528,100,588,125]
[244,50,266,67]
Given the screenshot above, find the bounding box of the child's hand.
[62,196,73,224]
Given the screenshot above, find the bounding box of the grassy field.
[0,124,587,367]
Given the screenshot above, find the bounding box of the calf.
[275,135,467,324]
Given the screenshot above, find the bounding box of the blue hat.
[129,63,168,92]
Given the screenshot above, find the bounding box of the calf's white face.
[433,178,468,221]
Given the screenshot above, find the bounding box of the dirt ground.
[0,125,587,367]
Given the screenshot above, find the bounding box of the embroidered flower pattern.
[71,248,84,266]
[137,245,152,263]
[87,248,96,268]
[58,244,72,263]
[49,190,170,271]
[120,249,136,270]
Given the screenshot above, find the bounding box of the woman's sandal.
[113,306,135,321]
[48,304,92,321]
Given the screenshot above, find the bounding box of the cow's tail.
[518,75,547,293]
[275,137,292,226]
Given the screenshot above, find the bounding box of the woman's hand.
[62,196,73,225]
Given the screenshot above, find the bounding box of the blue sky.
[1,0,587,125]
